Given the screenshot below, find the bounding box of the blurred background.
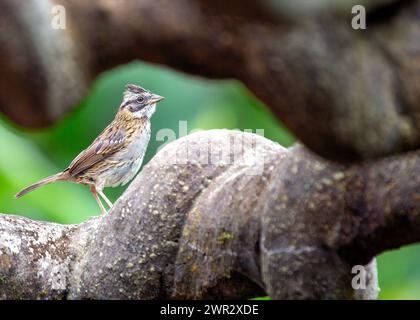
[0,61,418,299]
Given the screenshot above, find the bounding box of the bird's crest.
[125,84,147,94]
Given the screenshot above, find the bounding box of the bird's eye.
[137,96,144,103]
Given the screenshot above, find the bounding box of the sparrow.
[15,84,164,214]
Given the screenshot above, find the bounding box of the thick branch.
[2,130,418,299]
[0,0,419,161]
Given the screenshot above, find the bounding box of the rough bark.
[0,0,419,161]
[2,129,419,299]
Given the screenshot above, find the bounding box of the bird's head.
[119,84,164,119]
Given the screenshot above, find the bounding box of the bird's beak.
[150,94,164,104]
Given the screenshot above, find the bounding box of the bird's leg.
[98,190,113,208]
[90,186,107,214]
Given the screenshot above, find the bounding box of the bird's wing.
[68,125,126,177]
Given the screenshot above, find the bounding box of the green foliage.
[0,61,418,299]
[377,244,420,299]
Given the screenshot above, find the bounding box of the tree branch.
[0,0,419,161]
[2,129,418,299]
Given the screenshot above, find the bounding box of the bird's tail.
[15,171,67,199]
